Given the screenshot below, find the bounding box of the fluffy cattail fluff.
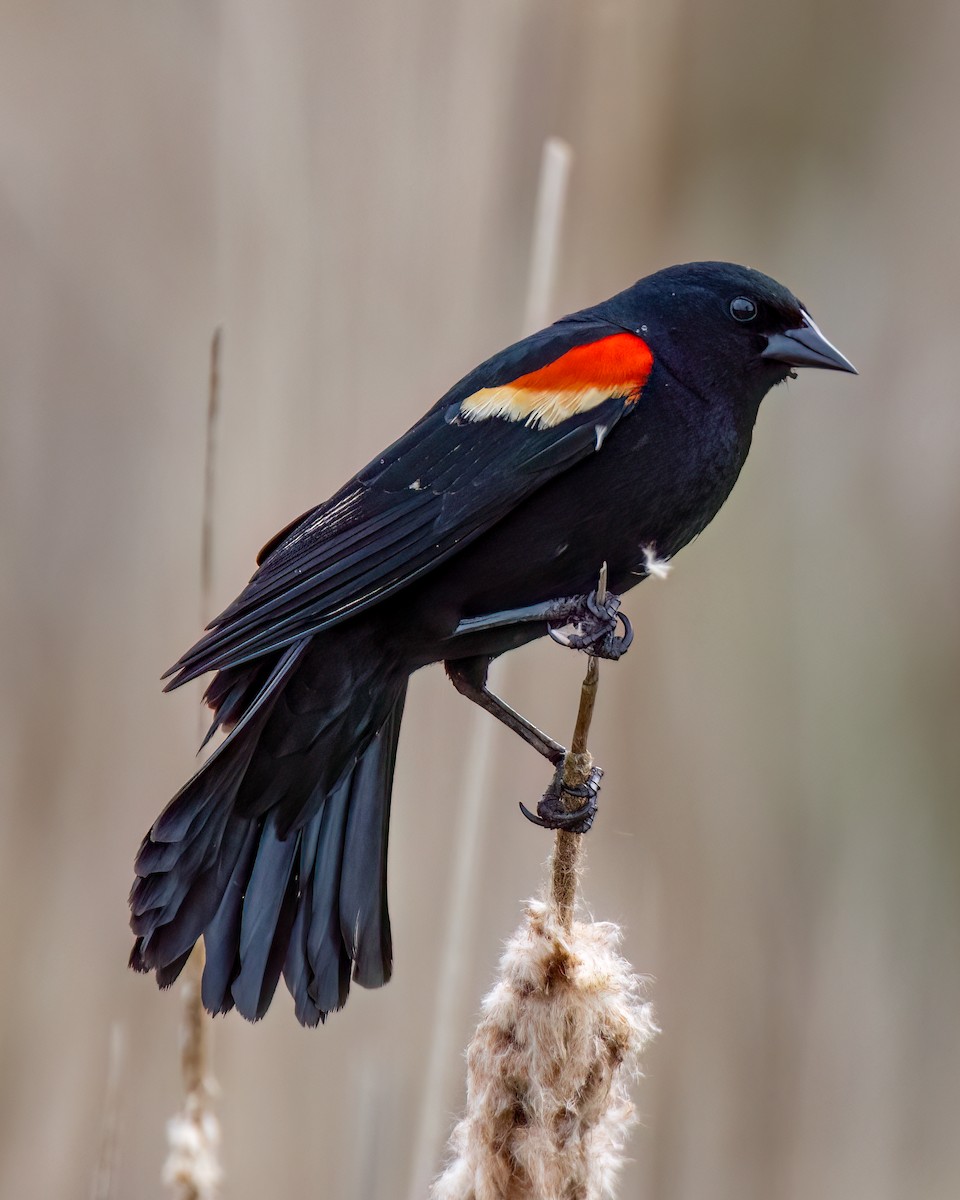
[432,900,657,1200]
[163,1106,222,1200]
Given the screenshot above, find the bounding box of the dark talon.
[547,588,633,661]
[518,800,551,828]
[519,764,603,834]
[608,609,634,657]
[519,797,596,832]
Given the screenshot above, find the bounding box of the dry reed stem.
[199,327,221,640]
[550,562,606,927]
[523,138,573,336]
[433,566,659,1199]
[162,329,223,1200]
[163,940,222,1200]
[90,1023,125,1200]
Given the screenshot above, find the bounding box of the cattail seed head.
[433,900,657,1200]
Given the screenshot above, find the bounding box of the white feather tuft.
[640,544,672,580]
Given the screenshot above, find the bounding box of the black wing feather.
[165,319,634,686]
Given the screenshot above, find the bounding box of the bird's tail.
[130,637,408,1025]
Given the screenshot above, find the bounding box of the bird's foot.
[519,764,603,834]
[547,589,633,661]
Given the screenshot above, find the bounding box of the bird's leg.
[444,656,600,832]
[445,656,565,763]
[452,590,633,662]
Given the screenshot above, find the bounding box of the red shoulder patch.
[510,332,654,392]
[459,332,653,428]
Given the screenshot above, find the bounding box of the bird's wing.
[165,319,653,686]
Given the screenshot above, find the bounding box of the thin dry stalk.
[523,138,573,336]
[199,327,222,640]
[432,566,659,1200]
[90,1023,125,1200]
[163,941,222,1200]
[163,329,223,1200]
[550,562,607,927]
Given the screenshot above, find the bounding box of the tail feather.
[231,817,301,1020]
[283,685,407,1025]
[156,948,194,989]
[303,781,354,1016]
[135,771,233,875]
[200,818,262,1015]
[130,630,408,1026]
[339,692,404,988]
[133,642,306,881]
[148,738,253,845]
[130,806,231,918]
[133,847,229,969]
[283,814,325,1025]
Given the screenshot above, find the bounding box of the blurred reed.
[90,1023,125,1200]
[163,330,223,1200]
[162,945,222,1200]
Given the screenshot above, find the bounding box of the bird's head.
[602,261,856,417]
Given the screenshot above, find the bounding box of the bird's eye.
[730,296,757,322]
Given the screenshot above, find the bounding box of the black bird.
[130,261,855,1025]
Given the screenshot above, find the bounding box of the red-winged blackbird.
[130,261,855,1025]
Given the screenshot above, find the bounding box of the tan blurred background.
[2,1,959,1197]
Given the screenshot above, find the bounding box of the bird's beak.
[762,311,858,374]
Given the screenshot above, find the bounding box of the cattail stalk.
[432,567,658,1200]
[549,564,607,930]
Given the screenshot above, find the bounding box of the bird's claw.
[519,764,603,834]
[547,589,633,661]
